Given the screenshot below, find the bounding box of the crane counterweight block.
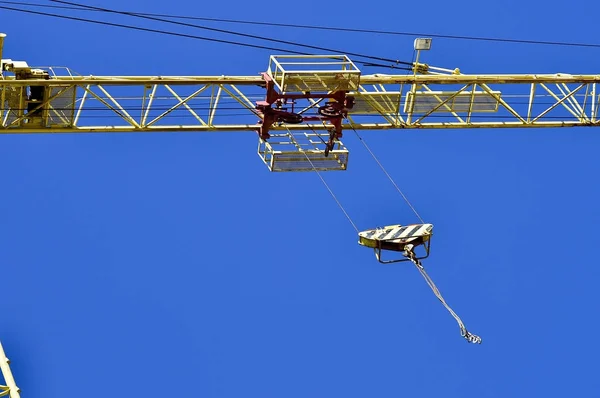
[358,223,433,264]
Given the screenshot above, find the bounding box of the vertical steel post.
[0,33,5,70]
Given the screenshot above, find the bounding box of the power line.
[50,0,413,67]
[0,4,408,71]
[0,1,412,69]
[0,5,300,55]
[5,1,600,50]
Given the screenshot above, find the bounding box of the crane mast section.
[2,63,600,134]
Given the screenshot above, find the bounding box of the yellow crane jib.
[358,223,433,264]
[2,32,600,173]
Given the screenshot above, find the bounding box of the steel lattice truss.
[2,55,600,134]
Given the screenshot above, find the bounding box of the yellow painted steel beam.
[0,76,266,86]
[360,74,600,84]
[3,73,600,85]
[3,121,600,135]
[0,342,20,398]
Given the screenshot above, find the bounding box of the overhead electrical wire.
[0,5,338,60]
[0,5,411,71]
[0,3,412,71]
[3,0,600,50]
[49,0,413,67]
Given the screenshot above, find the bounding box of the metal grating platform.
[257,132,349,172]
[47,86,76,127]
[0,84,76,128]
[349,92,402,114]
[266,55,361,93]
[0,84,23,127]
[404,90,501,113]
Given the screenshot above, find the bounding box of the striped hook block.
[358,223,433,253]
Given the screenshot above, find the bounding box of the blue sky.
[2,1,600,397]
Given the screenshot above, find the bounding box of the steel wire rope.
[403,247,482,344]
[0,2,413,70]
[374,50,478,342]
[50,0,414,67]
[343,48,425,226]
[7,108,594,122]
[0,4,405,71]
[287,125,359,233]
[298,122,481,345]
[6,103,592,121]
[345,124,425,224]
[7,1,600,50]
[0,5,299,54]
[7,98,594,112]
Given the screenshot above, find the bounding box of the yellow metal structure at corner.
[0,341,20,398]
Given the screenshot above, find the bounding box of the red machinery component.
[255,72,355,156]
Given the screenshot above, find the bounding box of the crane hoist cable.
[288,125,359,233]
[290,125,482,345]
[346,123,481,344]
[345,119,424,224]
[404,244,482,344]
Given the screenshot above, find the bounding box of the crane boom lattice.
[2,34,600,173]
[2,66,599,132]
